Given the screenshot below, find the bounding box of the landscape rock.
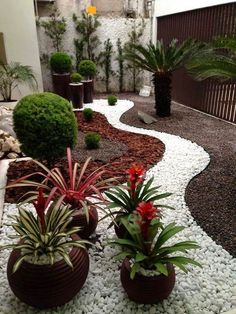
[0,106,16,138]
[138,110,157,124]
[0,130,22,159]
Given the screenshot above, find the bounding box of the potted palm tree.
[78,60,97,104]
[125,39,197,117]
[69,72,84,109]
[50,52,72,100]
[0,61,37,109]
[108,204,201,304]
[0,190,90,309]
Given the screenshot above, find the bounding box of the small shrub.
[50,52,72,74]
[85,132,100,149]
[108,95,118,106]
[13,92,78,163]
[78,60,96,79]
[70,72,82,83]
[83,108,94,122]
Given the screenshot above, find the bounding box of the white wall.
[38,17,151,92]
[0,0,43,100]
[154,0,234,17]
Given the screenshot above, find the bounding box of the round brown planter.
[69,83,84,109]
[7,234,89,309]
[82,80,93,104]
[120,258,175,304]
[70,206,98,239]
[52,73,70,100]
[114,222,129,239]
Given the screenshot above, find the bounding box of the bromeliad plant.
[108,204,201,279]
[6,148,114,219]
[103,164,172,227]
[0,189,90,273]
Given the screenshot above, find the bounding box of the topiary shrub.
[13,92,78,163]
[108,95,118,106]
[78,60,97,80]
[85,132,100,149]
[50,52,72,74]
[83,108,94,122]
[70,72,82,83]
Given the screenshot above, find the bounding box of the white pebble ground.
[0,100,235,314]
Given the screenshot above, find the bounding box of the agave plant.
[0,189,90,273]
[0,61,37,102]
[6,148,115,219]
[124,39,198,116]
[108,206,201,279]
[187,36,236,81]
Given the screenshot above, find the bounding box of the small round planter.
[82,80,93,104]
[70,206,98,239]
[69,83,84,109]
[52,73,70,100]
[0,100,18,109]
[114,222,129,239]
[7,234,89,309]
[120,258,175,304]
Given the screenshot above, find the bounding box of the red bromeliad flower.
[126,164,145,198]
[136,201,159,220]
[136,202,160,240]
[126,164,145,183]
[32,188,48,233]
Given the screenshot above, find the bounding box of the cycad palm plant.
[186,36,236,81]
[125,39,197,116]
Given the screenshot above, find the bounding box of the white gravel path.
[0,99,235,314]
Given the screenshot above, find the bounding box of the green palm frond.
[187,36,236,81]
[124,39,198,74]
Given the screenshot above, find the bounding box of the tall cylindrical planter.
[82,80,93,104]
[52,73,70,100]
[120,258,175,304]
[7,235,89,309]
[69,83,84,109]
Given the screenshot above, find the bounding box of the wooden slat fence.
[157,2,236,123]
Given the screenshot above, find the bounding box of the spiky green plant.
[0,61,37,102]
[125,39,197,116]
[0,190,90,273]
[187,36,236,81]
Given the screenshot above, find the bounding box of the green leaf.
[135,252,147,262]
[130,262,140,279]
[155,262,168,276]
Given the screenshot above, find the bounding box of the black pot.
[7,234,89,309]
[120,258,175,304]
[82,80,93,104]
[69,83,84,109]
[52,73,70,100]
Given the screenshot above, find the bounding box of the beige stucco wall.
[0,0,43,100]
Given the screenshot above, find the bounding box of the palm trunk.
[152,73,172,117]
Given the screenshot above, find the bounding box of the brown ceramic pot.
[114,223,129,238]
[52,73,70,100]
[70,206,98,238]
[120,258,175,304]
[82,80,93,104]
[7,234,89,309]
[69,83,84,109]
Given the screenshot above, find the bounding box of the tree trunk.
[152,73,172,117]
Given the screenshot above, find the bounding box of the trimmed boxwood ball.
[108,95,118,106]
[85,132,100,149]
[78,60,97,79]
[13,92,78,162]
[70,72,82,83]
[83,108,94,122]
[50,52,72,74]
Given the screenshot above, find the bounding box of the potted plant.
[0,61,37,109]
[102,164,172,238]
[69,72,84,109]
[0,189,90,309]
[78,60,96,104]
[108,205,201,304]
[6,148,115,238]
[50,52,72,100]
